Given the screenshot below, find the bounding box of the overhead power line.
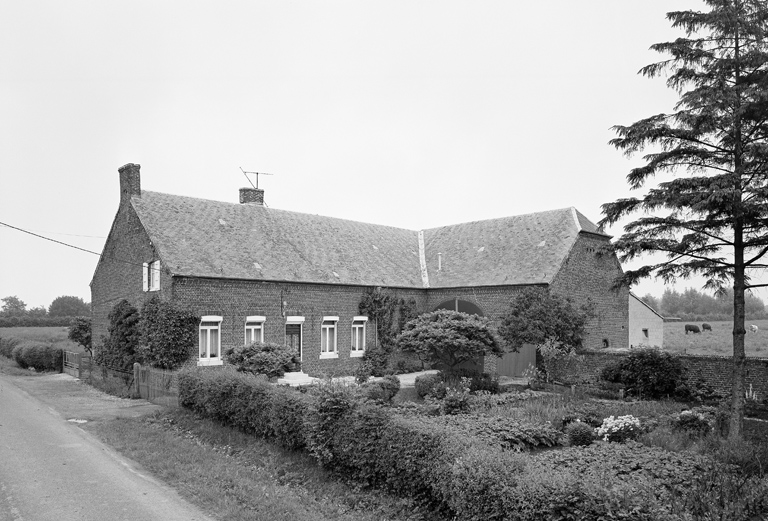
[0,220,102,256]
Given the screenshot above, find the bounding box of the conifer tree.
[601,1,768,438]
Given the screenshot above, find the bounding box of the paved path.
[0,373,213,521]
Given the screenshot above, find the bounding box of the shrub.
[444,369,500,394]
[565,421,594,446]
[7,341,62,371]
[138,297,197,369]
[424,414,561,452]
[224,341,299,379]
[415,372,443,398]
[671,409,712,437]
[0,336,20,358]
[268,385,312,451]
[439,378,473,415]
[596,415,641,443]
[396,310,503,372]
[600,348,685,399]
[95,300,141,371]
[361,375,401,403]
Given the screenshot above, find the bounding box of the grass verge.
[83,407,439,521]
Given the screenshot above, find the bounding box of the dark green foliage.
[0,316,76,327]
[138,297,197,370]
[9,341,62,371]
[95,299,141,371]
[600,349,685,399]
[396,310,502,371]
[358,288,419,375]
[444,368,500,394]
[361,375,401,403]
[426,414,561,451]
[0,336,20,358]
[67,317,92,355]
[671,410,712,437]
[415,372,443,398]
[223,341,299,378]
[565,421,594,446]
[268,386,312,451]
[48,295,89,317]
[499,288,594,351]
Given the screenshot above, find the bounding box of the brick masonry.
[559,350,768,399]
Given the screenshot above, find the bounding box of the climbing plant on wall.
[358,287,419,375]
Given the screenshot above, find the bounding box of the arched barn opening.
[432,299,486,373]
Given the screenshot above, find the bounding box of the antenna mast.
[240,167,273,189]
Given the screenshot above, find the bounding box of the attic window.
[143,261,160,292]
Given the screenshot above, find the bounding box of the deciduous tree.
[0,296,27,317]
[601,0,768,438]
[48,295,90,317]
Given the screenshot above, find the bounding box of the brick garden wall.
[559,350,768,399]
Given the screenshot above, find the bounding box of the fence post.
[134,362,141,397]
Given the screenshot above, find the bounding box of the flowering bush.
[596,415,641,443]
[439,377,472,415]
[671,409,711,437]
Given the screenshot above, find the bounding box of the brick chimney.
[118,163,141,206]
[239,187,264,205]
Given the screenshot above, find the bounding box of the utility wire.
[0,220,160,272]
[0,220,102,256]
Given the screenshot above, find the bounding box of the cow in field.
[702,323,712,332]
[685,324,701,334]
[750,324,759,333]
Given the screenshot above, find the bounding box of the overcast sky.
[3,0,737,311]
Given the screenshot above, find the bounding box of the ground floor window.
[245,316,265,345]
[198,316,223,366]
[320,316,338,358]
[351,316,367,357]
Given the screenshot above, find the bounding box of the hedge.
[0,316,82,328]
[177,365,686,520]
[10,341,63,371]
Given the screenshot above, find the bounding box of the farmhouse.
[90,163,630,377]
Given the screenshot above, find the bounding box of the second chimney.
[239,187,264,205]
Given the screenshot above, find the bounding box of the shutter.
[151,260,160,290]
[142,262,148,292]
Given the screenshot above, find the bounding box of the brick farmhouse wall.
[559,350,768,399]
[172,276,427,376]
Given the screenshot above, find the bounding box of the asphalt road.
[0,373,212,521]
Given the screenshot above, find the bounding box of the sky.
[2,0,741,311]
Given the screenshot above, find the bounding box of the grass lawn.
[0,326,83,352]
[663,319,768,357]
[85,408,436,521]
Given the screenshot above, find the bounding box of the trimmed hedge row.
[178,365,680,520]
[10,341,63,371]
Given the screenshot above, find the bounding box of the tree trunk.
[730,262,746,439]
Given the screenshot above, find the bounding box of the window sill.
[319,352,338,359]
[350,350,365,358]
[197,358,223,367]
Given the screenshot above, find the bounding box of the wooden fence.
[63,351,91,378]
[133,363,179,407]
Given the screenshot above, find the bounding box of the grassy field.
[0,326,83,352]
[663,319,768,357]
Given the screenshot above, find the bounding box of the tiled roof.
[424,208,604,287]
[132,192,423,287]
[131,192,606,289]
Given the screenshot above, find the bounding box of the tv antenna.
[240,167,273,189]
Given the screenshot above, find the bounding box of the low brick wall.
[559,350,768,399]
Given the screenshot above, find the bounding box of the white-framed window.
[245,316,265,345]
[320,316,338,358]
[351,316,367,357]
[198,316,223,366]
[285,316,304,361]
[143,260,161,292]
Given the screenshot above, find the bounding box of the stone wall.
[560,349,768,399]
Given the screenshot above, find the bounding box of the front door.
[285,323,302,361]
